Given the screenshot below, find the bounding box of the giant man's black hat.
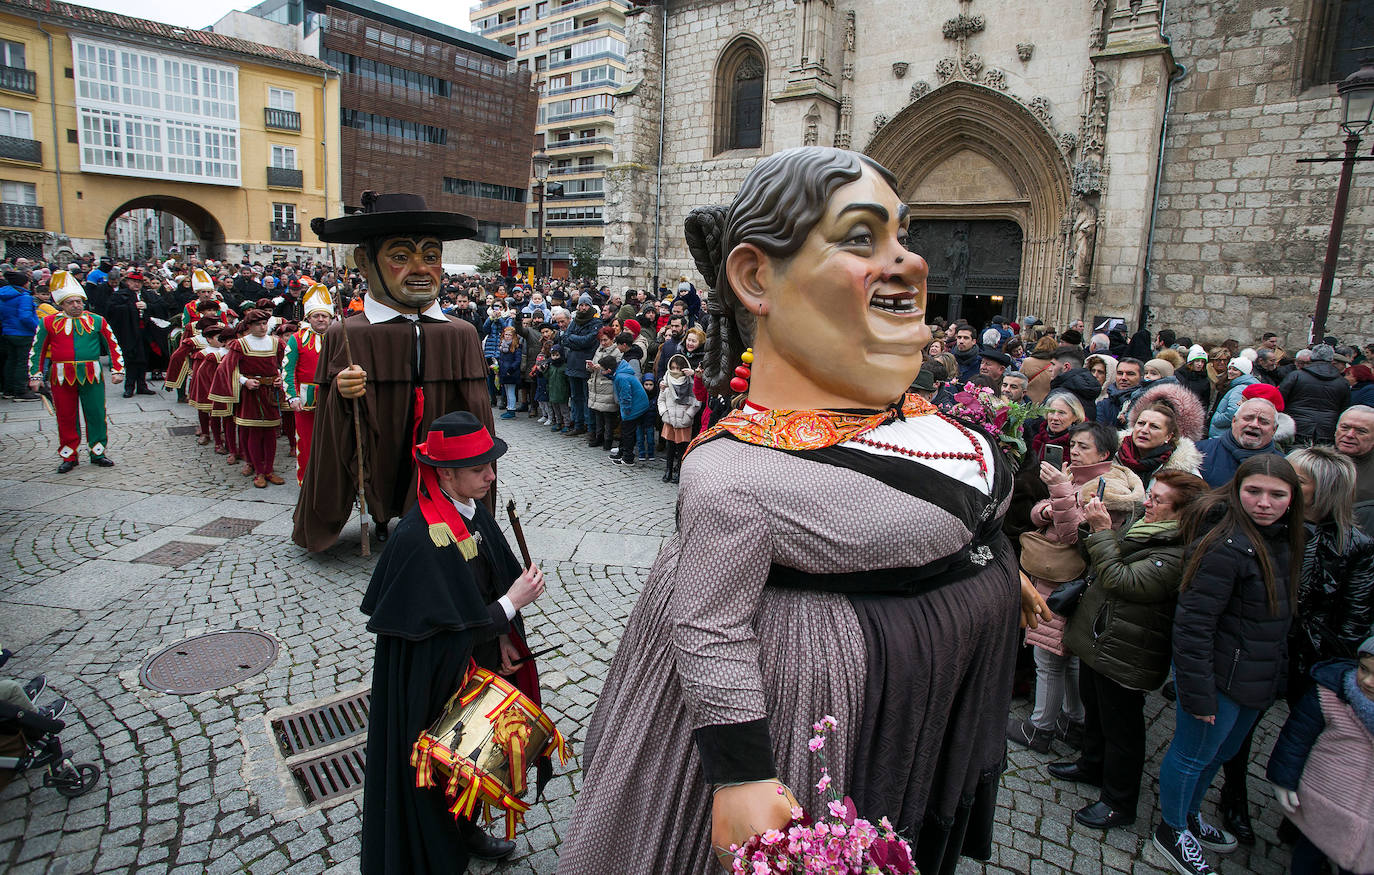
[310,191,478,244]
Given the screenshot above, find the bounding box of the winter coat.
[587,346,622,414]
[1176,366,1213,411]
[1280,362,1351,444]
[0,284,37,337]
[1021,353,1055,404]
[657,373,701,429]
[547,346,569,404]
[1086,354,1118,402]
[1049,368,1103,421]
[1096,382,1146,427]
[1266,659,1374,874]
[612,360,651,420]
[1173,521,1295,716]
[951,346,981,383]
[1116,433,1204,482]
[1066,514,1186,691]
[105,286,149,366]
[481,314,509,360]
[562,312,603,378]
[1024,461,1144,655]
[1194,432,1284,489]
[1291,521,1374,683]
[496,342,524,383]
[1351,380,1374,408]
[654,335,683,382]
[1208,373,1260,438]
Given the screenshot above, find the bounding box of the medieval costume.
[209,310,285,487]
[283,285,331,484]
[292,193,494,551]
[188,324,229,453]
[28,272,124,471]
[360,412,524,874]
[105,271,151,397]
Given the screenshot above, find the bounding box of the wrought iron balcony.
[0,65,36,95]
[265,107,301,132]
[0,202,42,229]
[267,166,303,188]
[270,221,301,242]
[0,135,41,164]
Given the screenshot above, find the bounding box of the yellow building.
[0,0,340,263]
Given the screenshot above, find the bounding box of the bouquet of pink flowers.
[724,717,917,875]
[945,381,1047,466]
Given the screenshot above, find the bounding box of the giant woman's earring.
[730,348,754,394]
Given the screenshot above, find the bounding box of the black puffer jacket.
[1291,520,1374,681]
[1173,521,1295,715]
[1049,367,1103,422]
[1176,366,1212,411]
[1279,362,1350,443]
[1065,515,1185,691]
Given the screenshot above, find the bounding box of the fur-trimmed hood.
[1123,379,1208,442]
[1086,353,1118,402]
[1116,431,1205,477]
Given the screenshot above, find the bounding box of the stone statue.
[1071,202,1098,290]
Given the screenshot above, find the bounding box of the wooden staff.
[506,499,533,569]
[337,300,371,557]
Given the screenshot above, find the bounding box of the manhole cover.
[191,516,261,538]
[133,541,218,567]
[167,425,199,436]
[141,631,279,694]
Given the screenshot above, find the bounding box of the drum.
[411,663,569,839]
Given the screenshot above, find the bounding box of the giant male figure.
[293,192,495,551]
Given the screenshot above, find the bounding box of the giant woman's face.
[746,165,930,407]
[356,236,444,311]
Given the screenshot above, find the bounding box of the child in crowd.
[497,326,524,420]
[531,333,553,425]
[604,354,650,468]
[638,373,658,462]
[657,354,701,483]
[548,337,570,432]
[586,327,621,453]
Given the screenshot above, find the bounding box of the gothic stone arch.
[865,82,1073,326]
[712,35,768,155]
[104,195,228,260]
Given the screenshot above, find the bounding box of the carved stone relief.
[1017,43,1034,62]
[910,81,932,102]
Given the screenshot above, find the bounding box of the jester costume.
[283,284,332,483]
[28,273,124,466]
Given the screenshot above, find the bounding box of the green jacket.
[1064,515,1185,691]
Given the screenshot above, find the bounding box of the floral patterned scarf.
[685,393,937,456]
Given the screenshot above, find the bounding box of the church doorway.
[104,195,227,261]
[911,218,1022,328]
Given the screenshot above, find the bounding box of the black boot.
[457,817,516,860]
[1219,783,1255,847]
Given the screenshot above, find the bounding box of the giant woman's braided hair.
[683,147,900,391]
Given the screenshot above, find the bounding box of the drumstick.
[510,645,557,666]
[506,499,533,569]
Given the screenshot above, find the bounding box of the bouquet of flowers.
[945,381,1047,466]
[724,717,917,875]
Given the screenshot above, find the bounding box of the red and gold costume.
[209,330,284,481]
[284,283,333,483]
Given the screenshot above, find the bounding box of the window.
[1,180,36,204]
[0,40,25,69]
[322,49,452,96]
[268,87,295,111]
[547,73,570,90]
[271,145,297,169]
[535,55,547,72]
[1309,0,1374,84]
[536,1,548,18]
[274,203,296,225]
[341,109,447,144]
[578,155,595,167]
[0,108,33,138]
[715,39,765,153]
[442,176,528,202]
[536,28,548,45]
[518,33,530,52]
[519,7,533,24]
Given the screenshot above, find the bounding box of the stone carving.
[961,52,984,78]
[1017,42,1034,62]
[843,9,855,51]
[872,113,889,132]
[834,9,855,151]
[1072,159,1103,198]
[909,81,931,102]
[804,103,821,146]
[737,55,764,81]
[1059,131,1078,153]
[935,57,958,82]
[1070,200,1098,291]
[834,131,852,148]
[892,61,908,78]
[982,68,1007,90]
[942,13,986,40]
[1028,96,1053,124]
[842,61,854,80]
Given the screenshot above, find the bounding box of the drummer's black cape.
[359,501,502,875]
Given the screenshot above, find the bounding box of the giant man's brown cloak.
[292,313,494,552]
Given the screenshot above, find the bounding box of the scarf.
[1031,423,1071,461]
[686,393,937,455]
[1125,518,1178,541]
[1343,667,1374,736]
[1117,435,1172,477]
[667,370,693,403]
[415,462,478,558]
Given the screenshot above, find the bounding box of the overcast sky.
[82,0,474,32]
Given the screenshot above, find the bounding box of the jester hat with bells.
[50,271,86,304]
[302,283,334,319]
[413,411,507,557]
[191,269,214,293]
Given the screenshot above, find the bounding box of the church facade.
[600,0,1373,345]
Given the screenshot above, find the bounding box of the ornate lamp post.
[532,149,551,287]
[1304,59,1374,344]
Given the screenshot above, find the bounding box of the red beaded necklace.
[850,413,989,486]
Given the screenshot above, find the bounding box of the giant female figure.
[558,148,1021,875]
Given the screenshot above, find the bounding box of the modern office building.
[218,0,538,261]
[469,0,630,277]
[0,0,340,262]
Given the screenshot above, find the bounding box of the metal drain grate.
[191,517,261,539]
[167,425,200,436]
[272,691,371,757]
[133,541,218,567]
[141,630,278,694]
[291,744,367,803]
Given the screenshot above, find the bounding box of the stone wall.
[1147,0,1374,346]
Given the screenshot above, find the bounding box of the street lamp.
[532,149,551,287]
[1306,58,1374,344]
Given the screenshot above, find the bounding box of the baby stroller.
[0,669,101,798]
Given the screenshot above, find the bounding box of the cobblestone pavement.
[0,384,1298,874]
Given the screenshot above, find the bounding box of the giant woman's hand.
[336,364,367,399]
[711,781,798,870]
[1019,571,1050,629]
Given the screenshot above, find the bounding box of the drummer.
[359,410,547,873]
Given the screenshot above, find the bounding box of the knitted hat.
[1312,344,1335,362]
[1241,382,1284,412]
[1145,358,1176,378]
[624,318,642,337]
[1359,635,1374,658]
[577,293,593,306]
[1229,357,1253,375]
[1187,344,1207,363]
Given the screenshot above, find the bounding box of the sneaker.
[37,698,68,721]
[500,411,516,419]
[1006,717,1053,754]
[612,455,634,466]
[1187,813,1237,854]
[1153,822,1214,875]
[22,675,45,701]
[538,417,549,424]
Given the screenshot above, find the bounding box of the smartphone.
[1044,444,1064,468]
[1096,478,1107,500]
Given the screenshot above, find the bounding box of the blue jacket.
[613,360,651,420]
[1208,374,1259,438]
[562,312,602,379]
[1195,431,1284,488]
[1266,659,1367,791]
[496,344,524,382]
[1096,382,1145,426]
[481,315,510,359]
[0,284,37,337]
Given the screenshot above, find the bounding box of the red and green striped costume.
[28,311,124,461]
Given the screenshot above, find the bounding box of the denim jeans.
[636,417,655,458]
[567,376,588,428]
[1029,647,1084,731]
[1157,688,1259,829]
[503,382,517,410]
